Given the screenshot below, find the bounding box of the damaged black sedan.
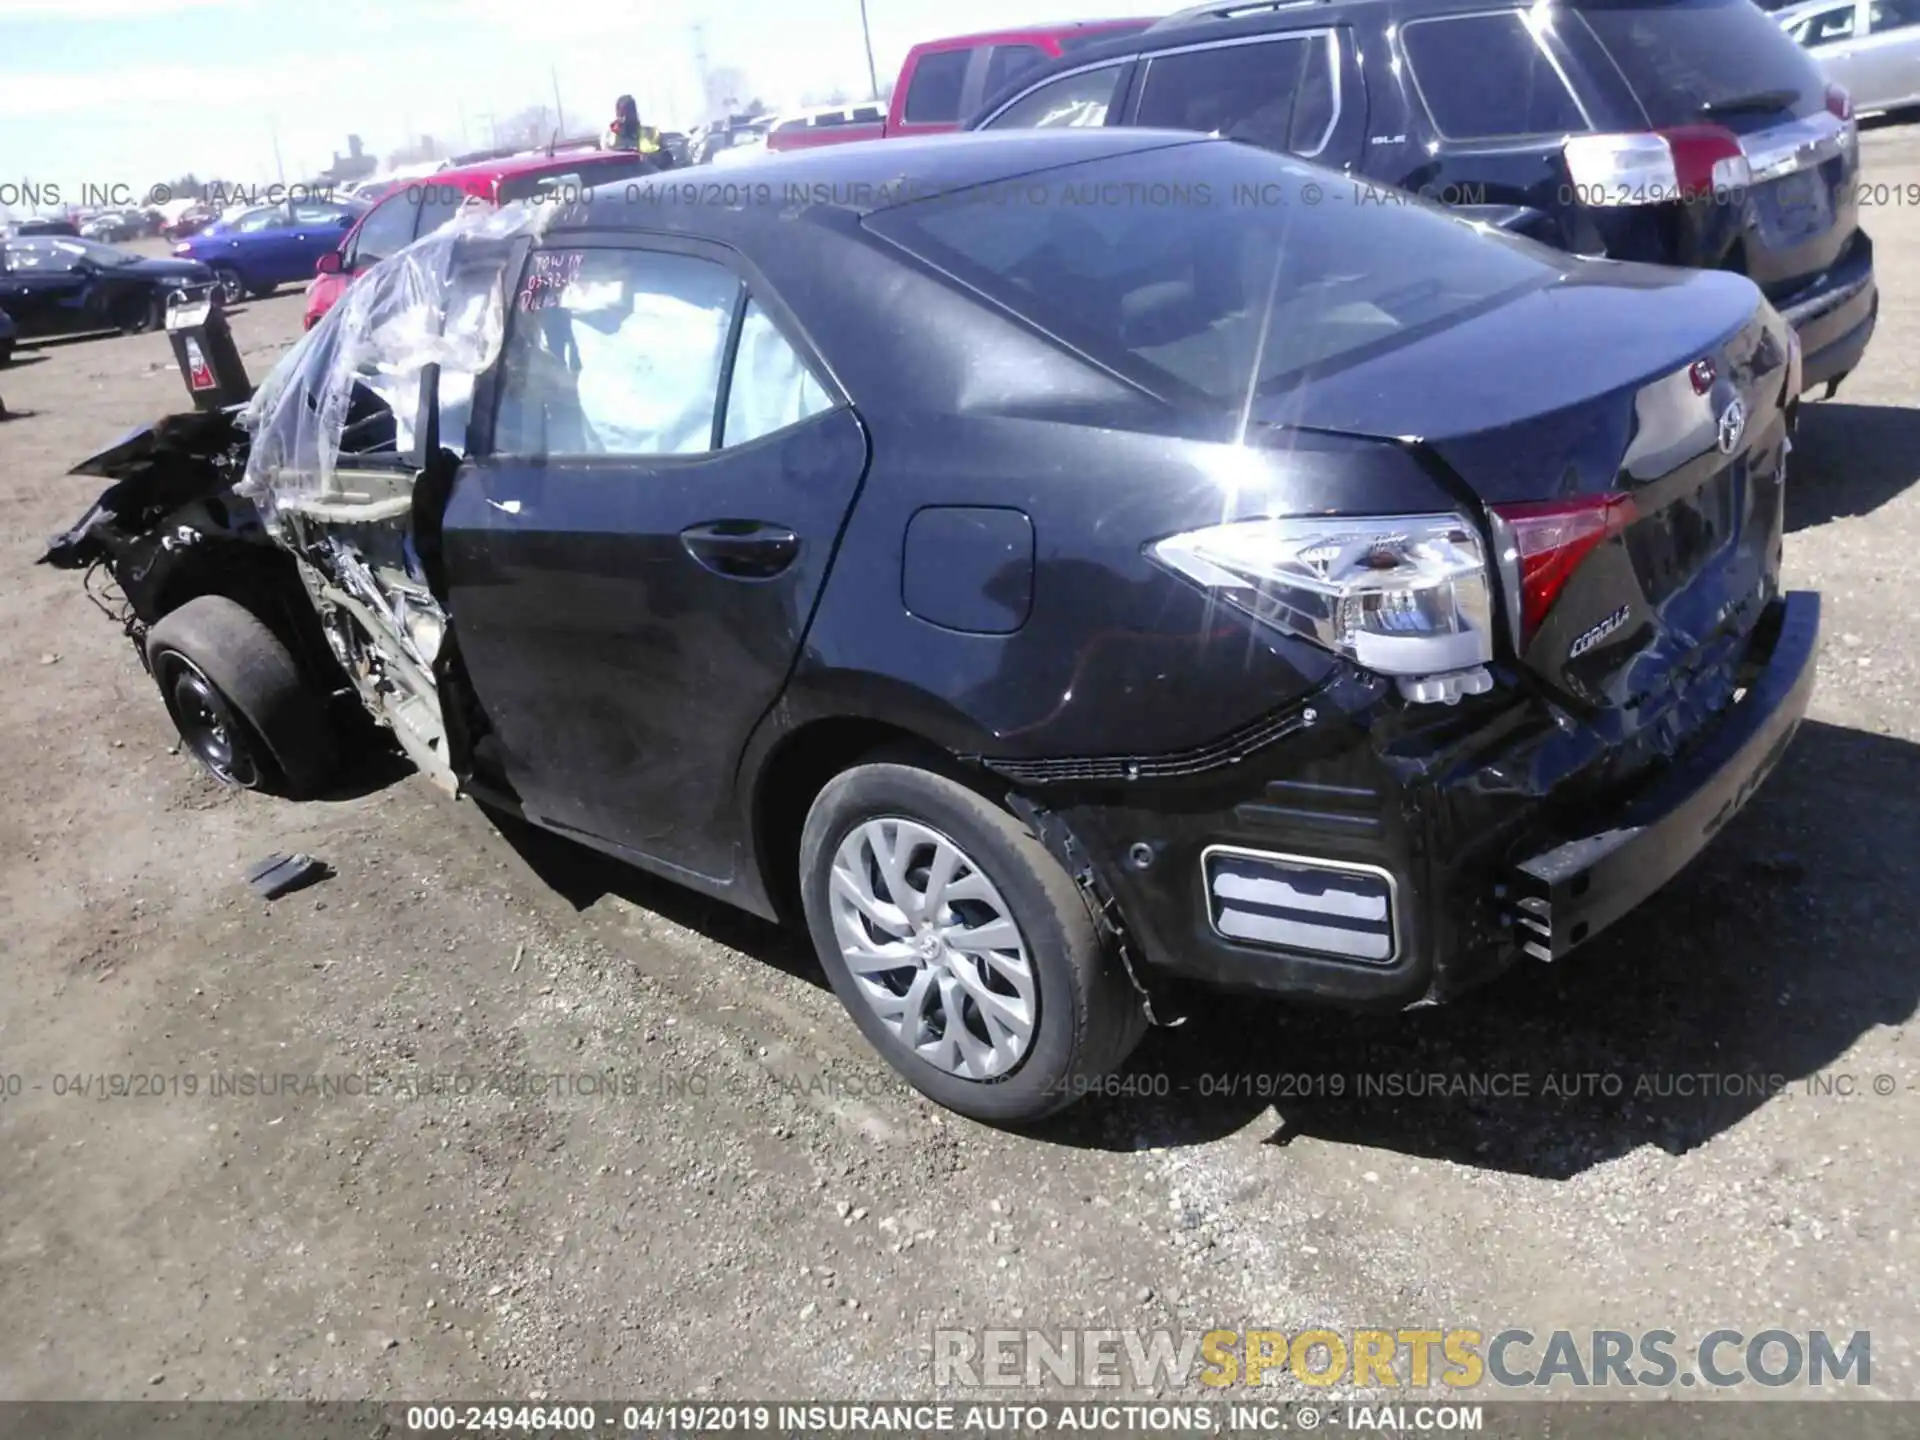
[43,132,1818,1125]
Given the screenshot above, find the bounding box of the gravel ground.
[2,130,1918,1409]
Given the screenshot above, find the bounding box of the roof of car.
[908,16,1156,50]
[569,128,1211,231]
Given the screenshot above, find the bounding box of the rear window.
[865,144,1554,403]
[1576,0,1825,125]
[1402,12,1589,139]
[904,48,972,123]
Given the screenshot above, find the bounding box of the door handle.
[680,521,800,579]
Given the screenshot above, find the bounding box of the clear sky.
[0,0,1168,199]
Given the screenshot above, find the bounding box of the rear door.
[442,238,870,879]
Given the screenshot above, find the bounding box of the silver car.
[1781,0,1920,115]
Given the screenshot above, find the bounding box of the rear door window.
[721,300,835,447]
[1869,0,1920,31]
[985,63,1129,128]
[903,48,973,123]
[1402,12,1589,139]
[1133,36,1340,157]
[1574,0,1826,126]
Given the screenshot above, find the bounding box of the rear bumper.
[1054,594,1819,1009]
[1497,591,1819,961]
[1776,237,1877,392]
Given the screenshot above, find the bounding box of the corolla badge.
[1717,397,1747,455]
[1569,604,1631,659]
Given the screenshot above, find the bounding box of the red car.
[302,148,661,328]
[765,18,1157,152]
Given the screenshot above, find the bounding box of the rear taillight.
[1562,125,1751,206]
[1487,495,1640,653]
[1826,83,1854,122]
[1148,513,1496,699]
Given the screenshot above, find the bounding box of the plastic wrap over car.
[236,201,549,518]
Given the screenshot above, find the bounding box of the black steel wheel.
[145,595,339,797]
[153,650,263,788]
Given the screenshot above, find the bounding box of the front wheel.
[799,761,1147,1125]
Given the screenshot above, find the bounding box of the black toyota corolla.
[43,132,1818,1124]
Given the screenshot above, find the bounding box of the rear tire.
[0,340,13,368]
[799,760,1147,1126]
[145,595,339,798]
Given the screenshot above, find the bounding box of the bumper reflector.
[1202,846,1396,964]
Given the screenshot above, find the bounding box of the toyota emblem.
[1717,397,1747,455]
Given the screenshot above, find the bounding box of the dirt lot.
[3,136,1919,1408]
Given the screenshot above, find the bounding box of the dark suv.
[973,0,1877,396]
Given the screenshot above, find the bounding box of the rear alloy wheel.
[145,595,339,798]
[800,761,1147,1125]
[211,267,247,306]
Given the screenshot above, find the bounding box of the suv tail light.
[1487,495,1639,653]
[1562,126,1751,206]
[1147,514,1495,679]
[1826,83,1854,122]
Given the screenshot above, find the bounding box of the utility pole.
[550,66,566,139]
[692,19,712,119]
[859,0,880,101]
[268,113,285,183]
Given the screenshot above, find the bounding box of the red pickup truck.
[765,18,1156,153]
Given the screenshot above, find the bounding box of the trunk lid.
[1252,266,1796,712]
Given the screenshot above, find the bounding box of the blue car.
[174,198,363,304]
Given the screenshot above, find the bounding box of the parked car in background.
[79,211,143,243]
[975,0,1876,397]
[0,304,16,366]
[766,102,890,152]
[693,117,776,164]
[173,197,365,303]
[1780,0,1920,116]
[162,203,222,242]
[301,147,663,328]
[1,235,211,337]
[756,18,1159,155]
[13,216,81,238]
[45,132,1816,1125]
